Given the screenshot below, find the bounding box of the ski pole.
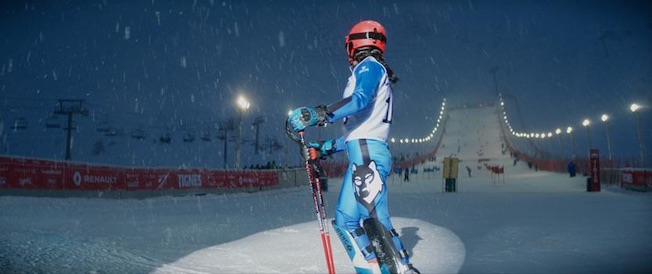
[286,121,335,274]
[299,131,336,274]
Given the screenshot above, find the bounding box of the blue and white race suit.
[325,56,407,263]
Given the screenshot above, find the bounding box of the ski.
[363,218,403,274]
[286,124,336,274]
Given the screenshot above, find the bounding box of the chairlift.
[104,127,118,137]
[160,132,172,144]
[219,120,235,131]
[131,128,146,140]
[45,116,61,129]
[183,132,195,143]
[271,140,283,151]
[11,117,28,130]
[96,121,110,132]
[200,131,212,142]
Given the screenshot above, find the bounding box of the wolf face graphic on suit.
[352,160,384,206]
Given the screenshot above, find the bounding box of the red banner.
[621,169,651,188]
[0,156,278,191]
[0,157,66,189]
[65,166,123,190]
[589,149,601,192]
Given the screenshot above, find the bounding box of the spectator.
[568,161,576,177]
[404,167,410,182]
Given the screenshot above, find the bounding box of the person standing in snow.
[288,20,419,274]
[404,167,410,182]
[567,161,576,177]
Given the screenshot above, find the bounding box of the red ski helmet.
[345,20,387,62]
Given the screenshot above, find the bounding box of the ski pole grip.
[308,147,319,160]
[285,117,302,144]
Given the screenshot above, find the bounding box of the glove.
[307,139,336,160]
[288,105,329,132]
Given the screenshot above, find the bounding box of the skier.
[288,20,419,274]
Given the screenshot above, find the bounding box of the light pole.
[286,109,293,168]
[252,116,265,155]
[490,66,499,96]
[630,103,645,166]
[567,126,575,159]
[546,132,553,159]
[582,119,592,153]
[235,95,250,169]
[219,120,234,169]
[555,128,563,159]
[601,114,613,161]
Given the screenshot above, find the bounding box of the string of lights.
[390,98,446,144]
[499,94,647,165]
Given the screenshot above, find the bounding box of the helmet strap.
[352,47,398,84]
[347,32,387,43]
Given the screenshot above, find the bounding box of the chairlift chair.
[96,121,110,132]
[11,117,28,130]
[160,132,172,144]
[104,127,118,137]
[200,131,212,142]
[131,128,146,140]
[45,116,61,129]
[183,132,195,143]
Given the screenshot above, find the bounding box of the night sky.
[1,0,650,167]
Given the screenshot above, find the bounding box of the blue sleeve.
[333,136,346,153]
[327,60,385,122]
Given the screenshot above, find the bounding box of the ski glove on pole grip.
[288,105,329,132]
[307,139,337,160]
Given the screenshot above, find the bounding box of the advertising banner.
[64,166,124,190]
[124,168,173,190]
[0,157,65,189]
[442,157,459,179]
[0,156,278,192]
[588,149,601,192]
[621,168,651,191]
